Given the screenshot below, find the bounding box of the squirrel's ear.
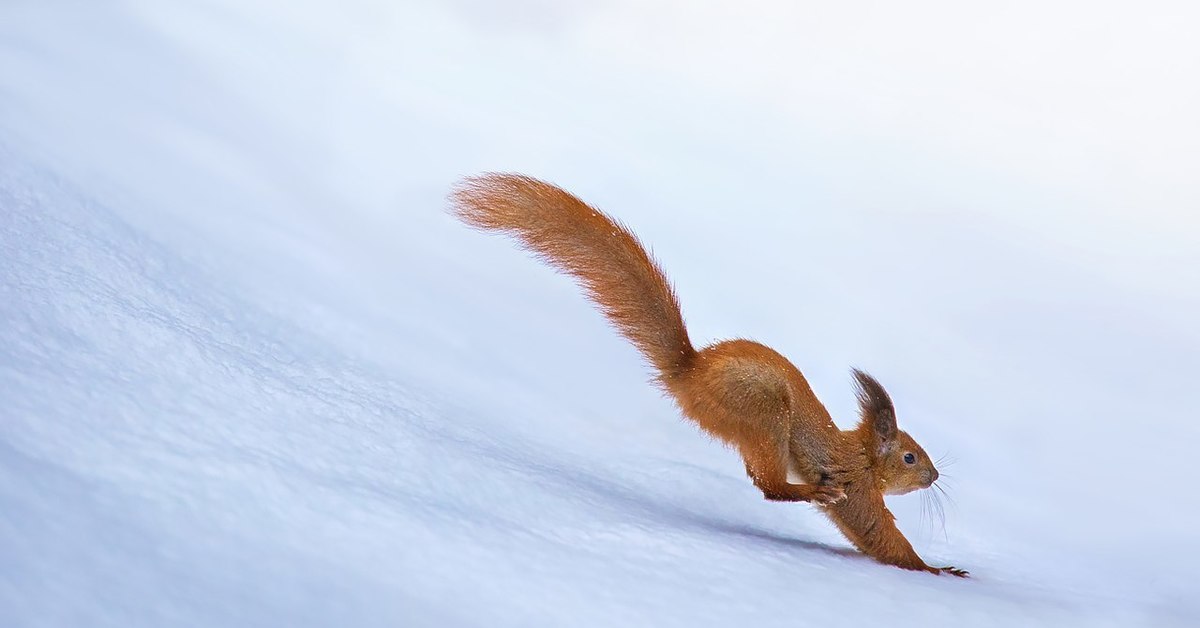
[852,369,897,444]
[874,408,897,443]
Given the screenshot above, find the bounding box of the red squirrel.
[450,173,967,577]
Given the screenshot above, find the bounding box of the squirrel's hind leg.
[741,443,846,505]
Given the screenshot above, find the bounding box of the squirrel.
[450,173,968,577]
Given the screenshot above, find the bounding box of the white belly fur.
[785,458,807,485]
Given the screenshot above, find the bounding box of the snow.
[2,1,1199,626]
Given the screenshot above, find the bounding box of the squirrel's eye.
[903,452,916,465]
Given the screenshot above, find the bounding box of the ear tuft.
[852,368,897,441]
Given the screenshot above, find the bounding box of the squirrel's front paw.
[937,566,970,578]
[810,486,847,505]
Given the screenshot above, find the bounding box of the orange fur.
[450,173,966,576]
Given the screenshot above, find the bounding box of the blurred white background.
[2,1,1198,626]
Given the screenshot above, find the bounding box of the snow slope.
[2,1,1199,626]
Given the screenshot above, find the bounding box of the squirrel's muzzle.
[924,468,939,487]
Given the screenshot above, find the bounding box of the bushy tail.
[450,173,695,379]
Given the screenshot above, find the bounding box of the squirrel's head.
[852,369,939,496]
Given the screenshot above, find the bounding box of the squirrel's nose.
[929,468,939,485]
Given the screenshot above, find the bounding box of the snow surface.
[3,1,1199,626]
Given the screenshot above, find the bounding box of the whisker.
[919,490,928,533]
[934,482,958,510]
[931,485,948,540]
